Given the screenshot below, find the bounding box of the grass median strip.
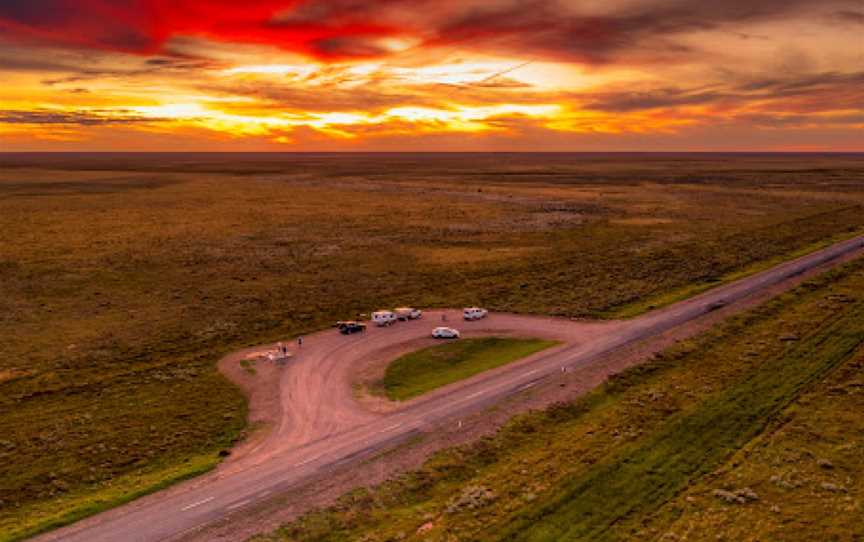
[374,338,559,401]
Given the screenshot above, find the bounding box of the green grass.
[376,338,559,401]
[240,358,258,375]
[3,451,222,542]
[502,294,864,541]
[256,255,864,542]
[644,330,864,540]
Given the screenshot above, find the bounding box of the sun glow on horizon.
[110,100,568,141]
[1,0,861,151]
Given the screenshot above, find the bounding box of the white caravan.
[372,310,398,327]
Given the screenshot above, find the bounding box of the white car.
[394,307,423,320]
[463,307,488,321]
[432,327,460,339]
[372,310,398,327]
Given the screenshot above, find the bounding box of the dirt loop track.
[36,235,864,542]
[218,311,615,473]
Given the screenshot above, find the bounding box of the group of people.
[276,336,303,359]
[273,312,454,361]
[275,312,454,358]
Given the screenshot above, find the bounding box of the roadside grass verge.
[374,338,558,401]
[0,363,246,542]
[641,347,864,540]
[502,293,864,541]
[255,256,864,542]
[601,221,864,319]
[2,450,221,542]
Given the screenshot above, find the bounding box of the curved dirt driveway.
[218,311,617,473]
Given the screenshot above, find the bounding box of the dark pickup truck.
[336,321,367,334]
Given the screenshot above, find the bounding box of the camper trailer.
[372,310,398,326]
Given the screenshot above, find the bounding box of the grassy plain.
[1,153,863,538]
[255,248,864,542]
[375,337,557,401]
[641,343,864,540]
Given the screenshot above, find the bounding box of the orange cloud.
[1,0,862,150]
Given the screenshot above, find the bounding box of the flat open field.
[1,153,863,537]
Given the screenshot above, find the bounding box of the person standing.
[297,335,304,349]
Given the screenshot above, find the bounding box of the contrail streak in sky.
[445,59,534,99]
[473,59,534,86]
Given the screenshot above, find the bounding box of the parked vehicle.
[372,310,398,327]
[394,307,423,320]
[432,327,460,339]
[463,307,488,321]
[337,321,367,334]
[707,300,728,312]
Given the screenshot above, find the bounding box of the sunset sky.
[0,0,862,151]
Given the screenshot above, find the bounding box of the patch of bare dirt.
[216,346,285,465]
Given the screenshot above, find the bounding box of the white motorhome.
[372,310,398,327]
[394,307,423,320]
[463,307,488,321]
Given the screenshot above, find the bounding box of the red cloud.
[0,0,407,59]
[0,0,162,53]
[0,0,859,64]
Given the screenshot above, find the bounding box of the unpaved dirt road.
[34,235,864,542]
[218,311,616,475]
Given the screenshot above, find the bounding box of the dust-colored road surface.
[34,235,864,542]
[219,310,615,475]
